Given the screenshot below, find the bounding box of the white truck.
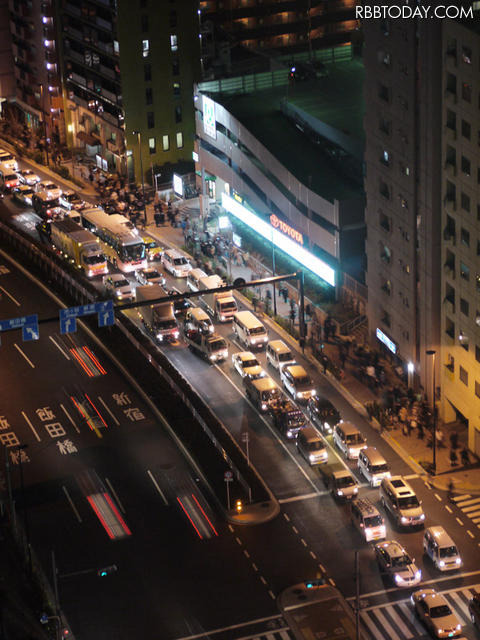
[50,218,108,277]
[198,275,237,322]
[136,285,179,343]
[184,329,228,363]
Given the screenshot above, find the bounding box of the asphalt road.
[2,162,480,640]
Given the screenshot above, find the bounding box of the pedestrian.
[305,303,312,320]
[89,171,94,183]
[281,287,288,303]
[449,448,458,467]
[321,354,328,374]
[447,479,454,500]
[450,430,458,450]
[417,422,424,440]
[460,446,469,466]
[436,428,445,448]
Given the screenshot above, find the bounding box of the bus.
[81,207,146,272]
[279,582,362,640]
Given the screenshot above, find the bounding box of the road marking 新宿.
[14,343,35,368]
[21,411,40,441]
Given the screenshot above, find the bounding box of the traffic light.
[236,500,243,513]
[305,578,324,589]
[97,564,117,577]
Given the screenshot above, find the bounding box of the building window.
[142,39,149,58]
[172,60,180,76]
[461,156,471,176]
[144,64,151,82]
[141,14,149,32]
[148,137,156,154]
[462,45,472,63]
[176,132,183,148]
[170,34,178,52]
[173,82,180,96]
[380,244,391,264]
[379,180,390,199]
[381,280,392,295]
[381,150,390,166]
[378,84,390,102]
[146,88,153,105]
[147,111,154,128]
[461,192,470,212]
[379,211,391,232]
[462,83,472,102]
[461,119,471,139]
[381,310,391,327]
[460,262,470,280]
[162,134,169,151]
[461,228,470,247]
[379,117,391,135]
[459,366,468,386]
[170,10,177,27]
[460,298,469,316]
[477,274,480,291]
[175,106,182,123]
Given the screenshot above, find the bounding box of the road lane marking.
[268,590,275,600]
[243,550,250,558]
[310,551,317,559]
[328,578,336,586]
[21,411,40,441]
[60,404,80,433]
[214,364,321,495]
[172,614,288,640]
[292,526,298,534]
[14,343,35,368]
[146,470,168,506]
[62,486,82,523]
[373,607,401,640]
[301,538,307,547]
[461,503,480,512]
[319,564,326,573]
[434,493,442,501]
[445,505,453,513]
[252,563,258,571]
[283,513,290,521]
[260,575,267,585]
[105,477,126,513]
[0,285,21,306]
[48,335,70,360]
[279,492,326,503]
[97,396,120,426]
[235,537,242,545]
[456,517,464,526]
[467,530,474,538]
[452,494,471,502]
[404,473,419,480]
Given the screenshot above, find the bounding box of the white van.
[423,526,462,571]
[380,476,425,528]
[232,310,268,350]
[358,447,391,487]
[0,150,18,171]
[186,268,207,292]
[296,426,327,465]
[0,162,20,190]
[162,249,192,277]
[281,364,317,402]
[184,306,214,334]
[266,340,296,371]
[351,498,386,542]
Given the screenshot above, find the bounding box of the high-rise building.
[440,18,480,453]
[363,14,442,395]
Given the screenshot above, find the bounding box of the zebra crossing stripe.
[384,605,413,638]
[461,504,480,513]
[467,511,480,519]
[446,590,470,623]
[452,494,471,502]
[278,632,292,640]
[361,610,384,640]
[398,603,425,635]
[373,608,402,640]
[473,517,480,523]
[456,497,480,507]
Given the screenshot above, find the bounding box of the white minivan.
[232,310,268,350]
[186,268,207,292]
[358,447,391,487]
[162,249,192,277]
[266,340,296,371]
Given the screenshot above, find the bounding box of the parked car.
[135,267,165,287]
[411,589,462,638]
[103,274,134,301]
[17,169,40,185]
[374,540,421,587]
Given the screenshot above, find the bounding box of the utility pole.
[355,550,360,640]
[133,130,147,225]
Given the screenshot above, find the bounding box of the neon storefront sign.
[376,328,397,354]
[221,192,335,287]
[269,214,304,245]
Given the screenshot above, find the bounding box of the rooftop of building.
[211,57,365,203]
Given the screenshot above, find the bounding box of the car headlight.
[337,490,343,496]
[209,355,216,361]
[174,331,179,338]
[324,422,332,433]
[456,624,461,630]
[261,403,267,410]
[220,314,225,321]
[87,270,93,277]
[349,447,357,456]
[401,516,408,524]
[420,514,425,520]
[415,570,421,580]
[156,333,163,340]
[353,487,358,493]
[455,557,461,564]
[251,338,256,344]
[439,560,445,567]
[394,574,404,584]
[286,430,293,438]
[309,454,316,462]
[311,389,316,395]
[117,292,123,298]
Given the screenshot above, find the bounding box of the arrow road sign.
[98,309,115,328]
[23,324,39,342]
[0,314,39,344]
[59,301,114,334]
[59,313,77,335]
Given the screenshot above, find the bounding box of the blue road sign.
[0,314,39,344]
[59,301,114,334]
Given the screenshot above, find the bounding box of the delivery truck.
[50,218,108,277]
[198,275,237,322]
[136,285,179,343]
[184,329,228,363]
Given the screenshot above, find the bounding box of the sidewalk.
[142,203,480,496]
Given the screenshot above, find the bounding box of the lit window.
[170,34,178,52]
[162,135,169,151]
[173,82,180,96]
[148,137,156,154]
[176,132,183,148]
[142,39,149,58]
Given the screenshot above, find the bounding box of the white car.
[17,169,40,185]
[135,267,165,286]
[12,185,34,206]
[333,421,367,459]
[103,274,134,301]
[232,351,266,380]
[280,364,316,401]
[374,540,421,588]
[411,589,462,638]
[59,189,85,210]
[36,180,62,200]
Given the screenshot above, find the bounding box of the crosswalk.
[234,631,294,640]
[360,584,478,640]
[451,494,480,528]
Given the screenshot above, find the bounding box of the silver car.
[374,540,421,588]
[103,274,134,301]
[411,589,462,638]
[135,267,165,287]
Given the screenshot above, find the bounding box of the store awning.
[77,130,100,146]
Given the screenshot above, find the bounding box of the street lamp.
[154,172,162,193]
[426,350,436,475]
[39,84,49,167]
[132,130,147,225]
[407,361,414,389]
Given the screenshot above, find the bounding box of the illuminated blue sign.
[376,328,397,354]
[221,193,336,287]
